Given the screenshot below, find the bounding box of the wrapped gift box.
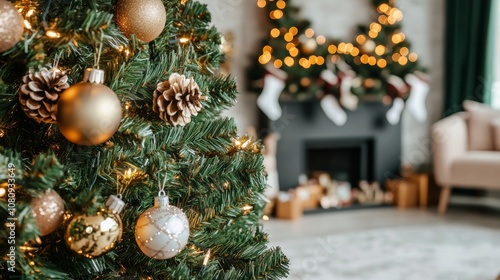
[296,184,324,210]
[276,191,303,220]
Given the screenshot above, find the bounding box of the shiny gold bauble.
[65,211,122,258]
[31,189,65,236]
[0,0,24,52]
[116,0,167,42]
[57,69,122,146]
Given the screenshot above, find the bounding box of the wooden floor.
[263,197,500,242]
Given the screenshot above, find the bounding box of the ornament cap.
[106,195,125,214]
[83,68,105,84]
[154,195,170,208]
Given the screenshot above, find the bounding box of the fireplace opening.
[305,138,375,188]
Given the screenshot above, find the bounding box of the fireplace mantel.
[261,99,401,190]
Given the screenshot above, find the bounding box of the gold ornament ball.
[65,211,123,258]
[57,82,122,146]
[0,0,24,52]
[116,0,167,42]
[31,189,65,236]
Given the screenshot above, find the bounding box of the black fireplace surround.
[263,100,401,190]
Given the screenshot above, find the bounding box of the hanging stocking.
[257,64,288,121]
[405,72,429,122]
[321,94,347,126]
[339,70,359,111]
[320,69,346,126]
[386,74,408,99]
[386,97,405,125]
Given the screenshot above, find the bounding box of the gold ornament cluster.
[153,73,208,126]
[19,67,69,123]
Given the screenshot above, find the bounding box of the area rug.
[270,224,500,280]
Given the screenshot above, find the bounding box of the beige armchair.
[432,111,500,214]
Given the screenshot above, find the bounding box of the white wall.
[199,0,445,167]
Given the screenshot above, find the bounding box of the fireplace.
[305,138,374,188]
[262,99,401,190]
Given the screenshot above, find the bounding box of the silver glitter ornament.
[135,195,190,259]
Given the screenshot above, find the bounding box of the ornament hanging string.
[94,33,104,69]
[158,171,168,197]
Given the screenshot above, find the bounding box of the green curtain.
[444,0,496,115]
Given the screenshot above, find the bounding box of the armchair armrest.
[431,112,469,186]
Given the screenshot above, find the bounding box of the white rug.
[271,224,500,280]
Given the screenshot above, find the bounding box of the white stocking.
[321,95,347,126]
[339,70,359,111]
[320,69,338,86]
[386,97,405,125]
[257,71,287,121]
[405,73,429,122]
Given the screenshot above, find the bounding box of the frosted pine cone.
[19,67,69,123]
[153,73,208,126]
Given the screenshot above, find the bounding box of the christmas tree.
[340,0,423,100]
[0,0,289,279]
[247,0,330,99]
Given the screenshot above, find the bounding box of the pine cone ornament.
[19,67,70,123]
[153,73,208,126]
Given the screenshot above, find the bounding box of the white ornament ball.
[135,196,189,259]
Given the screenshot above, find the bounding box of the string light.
[304,28,315,38]
[316,56,325,65]
[375,45,385,56]
[24,19,32,30]
[46,30,61,38]
[285,42,295,50]
[368,30,378,38]
[316,35,326,45]
[356,34,366,44]
[0,187,5,197]
[398,56,408,66]
[262,215,270,221]
[242,205,253,215]
[273,59,283,68]
[276,0,286,9]
[368,56,377,66]
[257,0,266,8]
[328,44,337,54]
[399,47,409,56]
[409,53,418,62]
[289,26,298,35]
[270,10,283,19]
[377,59,387,68]
[203,249,211,266]
[284,33,293,42]
[179,37,190,44]
[284,56,294,67]
[270,28,280,38]
[289,47,299,57]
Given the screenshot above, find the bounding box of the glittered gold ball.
[116,0,167,42]
[0,0,24,52]
[31,189,65,236]
[56,82,122,146]
[65,211,122,258]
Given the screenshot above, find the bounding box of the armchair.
[432,111,500,214]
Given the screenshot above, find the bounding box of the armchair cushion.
[450,151,500,188]
[491,118,500,151]
[463,100,500,151]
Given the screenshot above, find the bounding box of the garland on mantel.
[248,0,430,125]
